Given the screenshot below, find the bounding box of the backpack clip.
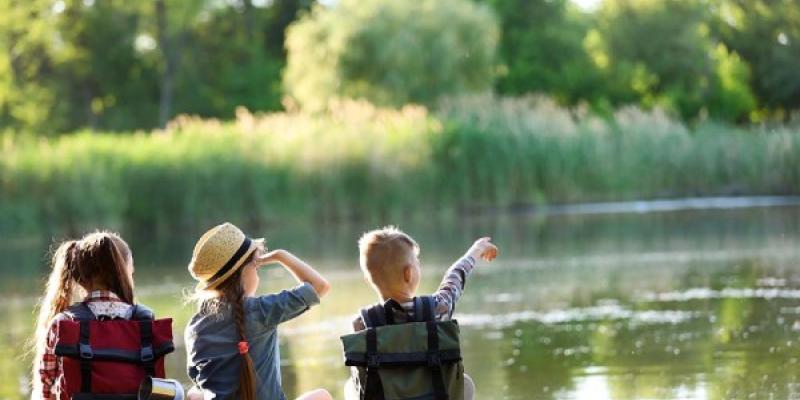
[79,343,93,359]
[141,345,155,362]
[427,353,441,367]
[367,354,381,368]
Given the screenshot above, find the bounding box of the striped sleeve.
[431,256,476,321]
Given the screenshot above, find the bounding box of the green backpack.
[340,296,465,400]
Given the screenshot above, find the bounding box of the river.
[2,205,799,399]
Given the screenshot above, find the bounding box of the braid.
[231,278,257,400]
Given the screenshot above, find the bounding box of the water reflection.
[2,207,800,399]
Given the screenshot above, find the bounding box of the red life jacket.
[53,302,174,400]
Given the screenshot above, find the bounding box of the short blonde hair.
[358,226,419,291]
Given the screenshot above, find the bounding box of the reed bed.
[2,97,798,236]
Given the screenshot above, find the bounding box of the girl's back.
[185,285,319,400]
[184,222,330,400]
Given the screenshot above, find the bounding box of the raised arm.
[258,249,331,298]
[432,237,498,319]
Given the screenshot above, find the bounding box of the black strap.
[55,342,175,362]
[363,328,385,400]
[79,320,92,393]
[139,320,155,376]
[419,296,436,322]
[426,321,448,400]
[207,237,252,283]
[71,394,138,400]
[361,303,388,328]
[413,297,425,322]
[344,349,461,366]
[130,304,155,321]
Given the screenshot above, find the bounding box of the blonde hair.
[31,231,133,395]
[358,226,419,292]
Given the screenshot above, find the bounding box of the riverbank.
[2,98,799,237]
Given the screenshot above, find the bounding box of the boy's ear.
[403,264,413,284]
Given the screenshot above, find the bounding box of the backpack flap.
[341,320,463,400]
[54,317,174,397]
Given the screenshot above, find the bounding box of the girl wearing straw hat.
[185,222,332,400]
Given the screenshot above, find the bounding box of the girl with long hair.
[185,223,332,400]
[32,231,144,399]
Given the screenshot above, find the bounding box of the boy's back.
[344,226,497,400]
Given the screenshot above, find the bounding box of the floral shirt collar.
[83,290,132,319]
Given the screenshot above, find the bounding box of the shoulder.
[130,304,155,319]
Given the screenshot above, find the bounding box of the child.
[32,231,172,400]
[346,225,498,399]
[185,222,333,400]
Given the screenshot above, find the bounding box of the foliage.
[711,0,800,118]
[284,0,498,111]
[1,0,799,130]
[0,0,311,134]
[2,97,799,237]
[476,0,604,106]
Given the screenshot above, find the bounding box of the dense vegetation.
[1,0,799,134]
[2,97,798,236]
[2,0,799,237]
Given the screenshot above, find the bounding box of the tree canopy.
[0,0,798,133]
[284,0,498,111]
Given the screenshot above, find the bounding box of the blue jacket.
[185,283,320,399]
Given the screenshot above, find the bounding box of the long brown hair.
[31,231,134,394]
[195,252,258,400]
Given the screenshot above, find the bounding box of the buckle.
[79,344,93,359]
[427,353,441,367]
[367,354,381,368]
[141,345,154,362]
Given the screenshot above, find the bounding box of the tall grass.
[1,97,799,237]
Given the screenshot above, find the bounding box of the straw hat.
[189,222,261,290]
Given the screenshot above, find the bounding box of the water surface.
[2,206,800,399]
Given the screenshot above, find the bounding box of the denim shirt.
[185,283,320,399]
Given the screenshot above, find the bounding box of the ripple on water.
[640,287,800,302]
[456,304,703,328]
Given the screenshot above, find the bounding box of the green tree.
[712,0,800,118]
[0,0,64,133]
[478,0,604,106]
[587,0,716,119]
[173,0,313,118]
[0,0,159,133]
[55,0,158,131]
[284,0,499,111]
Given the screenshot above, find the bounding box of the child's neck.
[380,289,415,304]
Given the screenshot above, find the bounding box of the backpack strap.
[130,304,155,321]
[139,319,155,376]
[414,296,436,322]
[62,302,95,393]
[79,319,93,393]
[426,320,448,400]
[130,304,156,376]
[418,295,448,399]
[363,327,385,400]
[413,297,425,322]
[360,303,388,328]
[64,302,96,321]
